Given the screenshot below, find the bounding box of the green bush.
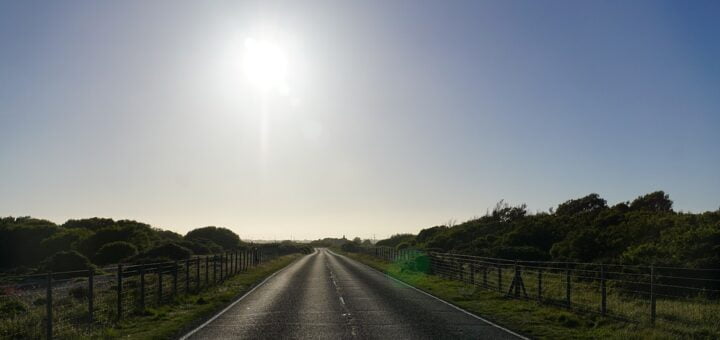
[41,251,95,274]
[94,241,138,265]
[136,243,192,262]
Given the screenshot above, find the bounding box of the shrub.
[136,243,192,262]
[185,226,241,250]
[41,251,95,274]
[94,241,138,265]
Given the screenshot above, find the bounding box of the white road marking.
[178,252,311,340]
[327,249,529,340]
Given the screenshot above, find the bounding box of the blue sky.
[1,1,719,239]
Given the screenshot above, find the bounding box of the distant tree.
[94,241,138,265]
[185,226,241,250]
[630,191,673,212]
[555,193,607,216]
[352,237,362,244]
[492,200,527,223]
[62,218,115,231]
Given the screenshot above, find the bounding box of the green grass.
[0,254,302,339]
[100,254,302,339]
[338,251,719,340]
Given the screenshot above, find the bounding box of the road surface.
[184,248,523,339]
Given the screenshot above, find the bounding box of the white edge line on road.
[178,251,312,340]
[327,249,529,340]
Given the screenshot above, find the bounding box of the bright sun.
[243,38,289,94]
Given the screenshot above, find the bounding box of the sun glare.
[244,38,289,94]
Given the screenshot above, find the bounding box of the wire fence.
[0,248,271,339]
[360,247,720,331]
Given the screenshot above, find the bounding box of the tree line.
[370,191,720,269]
[0,217,310,275]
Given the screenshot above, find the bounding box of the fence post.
[566,263,571,307]
[196,258,200,291]
[470,265,475,285]
[537,268,542,301]
[205,257,209,285]
[46,272,52,340]
[514,261,520,297]
[172,261,178,297]
[601,264,606,316]
[220,254,224,281]
[117,264,123,320]
[88,269,94,323]
[497,265,502,293]
[157,264,163,305]
[651,265,656,324]
[139,265,145,311]
[458,261,464,282]
[185,259,190,293]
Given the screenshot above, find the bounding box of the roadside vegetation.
[339,251,717,339]
[0,217,311,277]
[370,191,719,270]
[99,253,302,339]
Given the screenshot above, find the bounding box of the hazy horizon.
[2,0,719,240]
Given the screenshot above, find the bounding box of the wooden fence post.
[196,258,200,291]
[172,261,178,296]
[157,265,163,305]
[566,264,571,307]
[46,272,52,340]
[117,264,123,320]
[185,259,190,293]
[205,257,209,285]
[88,269,94,323]
[601,264,606,316]
[470,265,475,285]
[483,266,487,288]
[139,265,145,311]
[537,268,542,301]
[213,256,217,283]
[497,265,502,293]
[651,265,656,324]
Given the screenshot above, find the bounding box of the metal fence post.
[601,264,606,316]
[46,272,52,340]
[483,266,487,288]
[117,264,123,320]
[651,265,656,324]
[88,269,94,323]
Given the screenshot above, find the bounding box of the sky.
[1,1,719,240]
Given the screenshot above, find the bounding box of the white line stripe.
[178,253,310,340]
[327,249,529,340]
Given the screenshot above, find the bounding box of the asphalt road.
[184,248,523,340]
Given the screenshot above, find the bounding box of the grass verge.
[94,254,302,339]
[337,251,715,340]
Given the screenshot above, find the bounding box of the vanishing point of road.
[183,248,525,340]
